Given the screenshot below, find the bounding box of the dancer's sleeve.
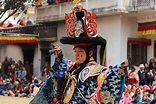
[100,64,126,104]
[29,56,73,104]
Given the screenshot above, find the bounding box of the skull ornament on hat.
[60,0,106,46]
[60,0,107,65]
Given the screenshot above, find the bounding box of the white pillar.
[33,44,41,78]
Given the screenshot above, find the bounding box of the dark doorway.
[21,44,36,75]
[23,49,34,65]
[41,49,51,71]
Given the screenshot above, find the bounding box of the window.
[127,38,151,66]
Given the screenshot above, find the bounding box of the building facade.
[1,0,156,77]
[35,0,156,64]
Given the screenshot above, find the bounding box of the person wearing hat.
[138,64,149,86]
[30,0,129,104]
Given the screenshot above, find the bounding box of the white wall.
[97,16,121,66]
[54,14,144,68]
[97,15,138,66]
[0,44,23,63]
[53,22,74,61]
[120,16,138,59]
[55,15,138,67]
[141,35,156,62]
[33,45,41,78]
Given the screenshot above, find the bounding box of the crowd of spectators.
[118,58,156,104]
[0,56,43,98]
[19,17,34,26]
[1,56,156,103]
[1,17,34,28]
[34,0,74,7]
[47,0,73,5]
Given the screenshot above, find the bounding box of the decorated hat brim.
[60,36,107,45]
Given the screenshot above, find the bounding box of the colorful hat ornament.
[60,0,107,65]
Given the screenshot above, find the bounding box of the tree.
[0,0,34,25]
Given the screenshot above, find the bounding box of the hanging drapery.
[128,38,151,45]
[137,22,156,36]
[0,36,40,44]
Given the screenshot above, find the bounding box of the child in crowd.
[28,79,39,97]
[125,84,135,97]
[119,91,132,104]
[132,88,143,103]
[142,90,152,104]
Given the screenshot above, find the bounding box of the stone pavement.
[0,95,33,104]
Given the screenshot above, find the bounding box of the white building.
[35,0,156,67]
[1,0,156,77]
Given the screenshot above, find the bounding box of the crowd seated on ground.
[1,56,156,103]
[0,56,43,98]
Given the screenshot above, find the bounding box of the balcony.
[35,0,156,23]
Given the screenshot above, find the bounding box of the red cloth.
[46,65,51,75]
[7,23,13,27]
[26,72,32,82]
[127,71,138,85]
[20,20,26,26]
[128,78,137,85]
[55,0,59,3]
[1,23,7,27]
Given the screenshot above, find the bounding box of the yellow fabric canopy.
[0,36,40,44]
[137,24,156,36]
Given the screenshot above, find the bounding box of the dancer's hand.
[49,45,62,58]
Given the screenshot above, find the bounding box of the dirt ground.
[0,95,33,104]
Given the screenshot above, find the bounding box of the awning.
[128,38,151,45]
[137,23,156,36]
[0,36,40,44]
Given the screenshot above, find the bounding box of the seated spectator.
[151,88,156,104]
[14,66,21,79]
[131,84,138,93]
[19,18,26,26]
[7,21,14,27]
[21,67,27,80]
[142,90,152,104]
[151,94,156,104]
[0,76,3,85]
[26,17,34,26]
[9,81,21,96]
[35,0,42,7]
[0,62,4,76]
[127,66,139,85]
[29,79,39,97]
[47,0,55,5]
[132,88,143,103]
[20,80,30,97]
[124,84,134,97]
[0,79,14,96]
[119,91,132,104]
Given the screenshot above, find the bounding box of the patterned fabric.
[100,68,125,104]
[30,57,72,104]
[30,57,126,104]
